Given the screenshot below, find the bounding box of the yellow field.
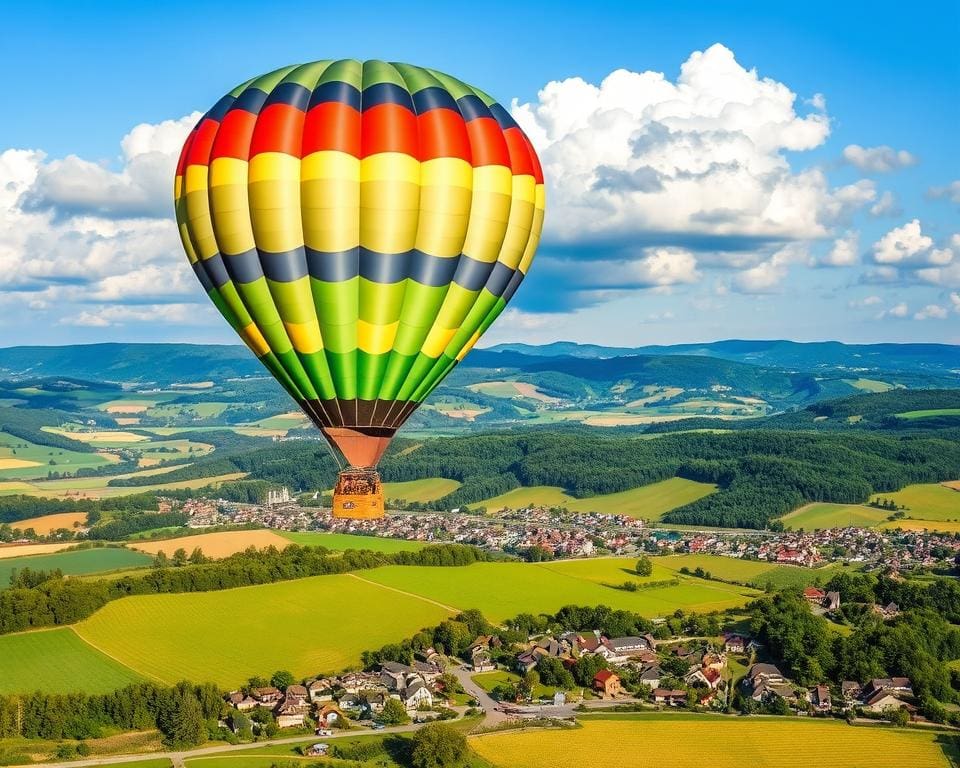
[944,481,960,491]
[14,472,248,500]
[131,530,292,558]
[11,511,87,533]
[0,458,41,470]
[44,428,148,443]
[880,519,960,534]
[102,403,150,414]
[0,542,76,559]
[115,418,141,426]
[870,483,960,520]
[471,717,952,768]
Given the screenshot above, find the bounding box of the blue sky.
[0,0,957,347]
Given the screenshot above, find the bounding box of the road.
[448,664,513,726]
[7,723,423,768]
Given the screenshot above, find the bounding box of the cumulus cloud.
[870,190,901,217]
[848,295,882,309]
[951,292,960,313]
[512,43,853,254]
[913,304,948,320]
[842,144,918,173]
[732,243,808,294]
[820,231,859,267]
[871,219,953,266]
[877,302,910,319]
[62,303,208,328]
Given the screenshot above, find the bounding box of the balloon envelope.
[174,60,545,467]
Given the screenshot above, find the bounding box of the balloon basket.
[332,468,384,519]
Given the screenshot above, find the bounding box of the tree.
[571,654,608,687]
[378,698,410,725]
[410,722,468,768]
[635,556,653,577]
[231,711,253,740]
[270,670,295,690]
[166,692,206,748]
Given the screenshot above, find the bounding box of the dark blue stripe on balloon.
[455,95,490,122]
[265,81,312,111]
[412,87,459,115]
[309,81,361,111]
[223,249,264,284]
[360,248,410,283]
[260,248,309,282]
[231,88,269,115]
[206,95,235,124]
[361,82,414,111]
[192,261,214,292]
[306,248,359,282]
[489,103,520,131]
[500,269,525,303]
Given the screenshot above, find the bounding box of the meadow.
[896,408,960,419]
[73,574,453,686]
[779,502,891,531]
[0,628,144,694]
[356,561,758,623]
[382,477,462,503]
[9,510,88,533]
[0,432,115,480]
[470,715,956,768]
[870,483,960,521]
[0,542,77,559]
[278,531,428,553]
[0,547,152,588]
[477,477,716,519]
[3,471,248,499]
[655,554,835,589]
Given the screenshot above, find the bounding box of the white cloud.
[732,243,808,294]
[820,231,859,267]
[927,180,960,205]
[848,295,882,309]
[869,190,901,217]
[62,303,207,327]
[871,219,952,266]
[877,302,909,319]
[913,304,948,320]
[842,144,918,173]
[950,292,960,313]
[512,43,850,250]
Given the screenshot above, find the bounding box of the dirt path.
[345,573,460,614]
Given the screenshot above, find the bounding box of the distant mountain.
[487,339,960,375]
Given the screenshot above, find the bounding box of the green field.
[536,556,676,584]
[0,546,153,589]
[278,531,428,553]
[779,502,892,530]
[382,477,462,503]
[0,628,144,694]
[357,561,758,623]
[656,554,836,589]
[471,715,955,768]
[870,483,960,520]
[0,431,115,480]
[74,574,453,686]
[844,378,895,393]
[478,477,716,519]
[897,408,960,419]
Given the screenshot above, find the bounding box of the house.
[638,664,662,690]
[876,602,900,619]
[863,691,914,714]
[339,692,362,709]
[306,744,329,757]
[308,679,334,703]
[686,667,721,690]
[652,688,686,706]
[823,591,841,612]
[472,648,495,673]
[316,703,343,727]
[724,634,748,654]
[701,652,727,672]
[364,691,387,714]
[746,663,795,703]
[593,670,622,698]
[515,651,539,674]
[606,636,650,658]
[803,587,826,604]
[402,680,433,710]
[252,686,283,705]
[809,685,832,712]
[286,684,308,703]
[275,694,309,729]
[553,691,566,706]
[841,681,862,701]
[863,678,913,698]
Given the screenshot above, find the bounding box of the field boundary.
[69,626,168,685]
[345,573,460,614]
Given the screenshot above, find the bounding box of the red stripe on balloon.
[503,127,535,178]
[249,103,306,158]
[302,102,361,156]
[465,117,511,168]
[361,103,418,158]
[417,108,471,162]
[185,118,219,167]
[210,110,257,161]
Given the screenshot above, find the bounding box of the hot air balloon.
[174,60,545,518]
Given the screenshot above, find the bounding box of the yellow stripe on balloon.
[519,205,545,274]
[498,199,536,270]
[535,183,546,211]
[421,326,457,359]
[360,152,420,184]
[283,320,324,354]
[420,157,472,190]
[455,329,482,361]
[240,323,271,357]
[184,165,209,195]
[302,150,360,181]
[473,165,512,196]
[209,156,248,187]
[302,152,360,253]
[510,174,537,205]
[173,175,183,200]
[358,319,399,355]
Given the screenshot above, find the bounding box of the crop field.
[382,477,461,502]
[0,546,152,587]
[9,510,87,533]
[881,519,960,534]
[74,574,453,686]
[470,716,955,768]
[11,470,248,499]
[131,529,293,558]
[279,531,428,552]
[844,378,895,393]
[870,483,960,520]
[536,556,676,584]
[43,428,150,444]
[897,408,960,419]
[779,502,891,530]
[357,561,758,623]
[0,432,116,479]
[478,478,716,519]
[0,628,145,694]
[0,542,76,559]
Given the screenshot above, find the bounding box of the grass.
[74,574,453,687]
[844,378,895,393]
[0,731,164,765]
[357,561,758,623]
[656,554,838,589]
[897,408,960,419]
[17,471,248,499]
[870,483,960,521]
[880,519,960,534]
[0,628,145,694]
[130,530,293,558]
[471,715,956,768]
[382,477,461,503]
[0,542,77,559]
[471,669,572,699]
[0,547,153,588]
[278,531,428,552]
[477,478,716,519]
[779,502,891,531]
[0,432,115,480]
